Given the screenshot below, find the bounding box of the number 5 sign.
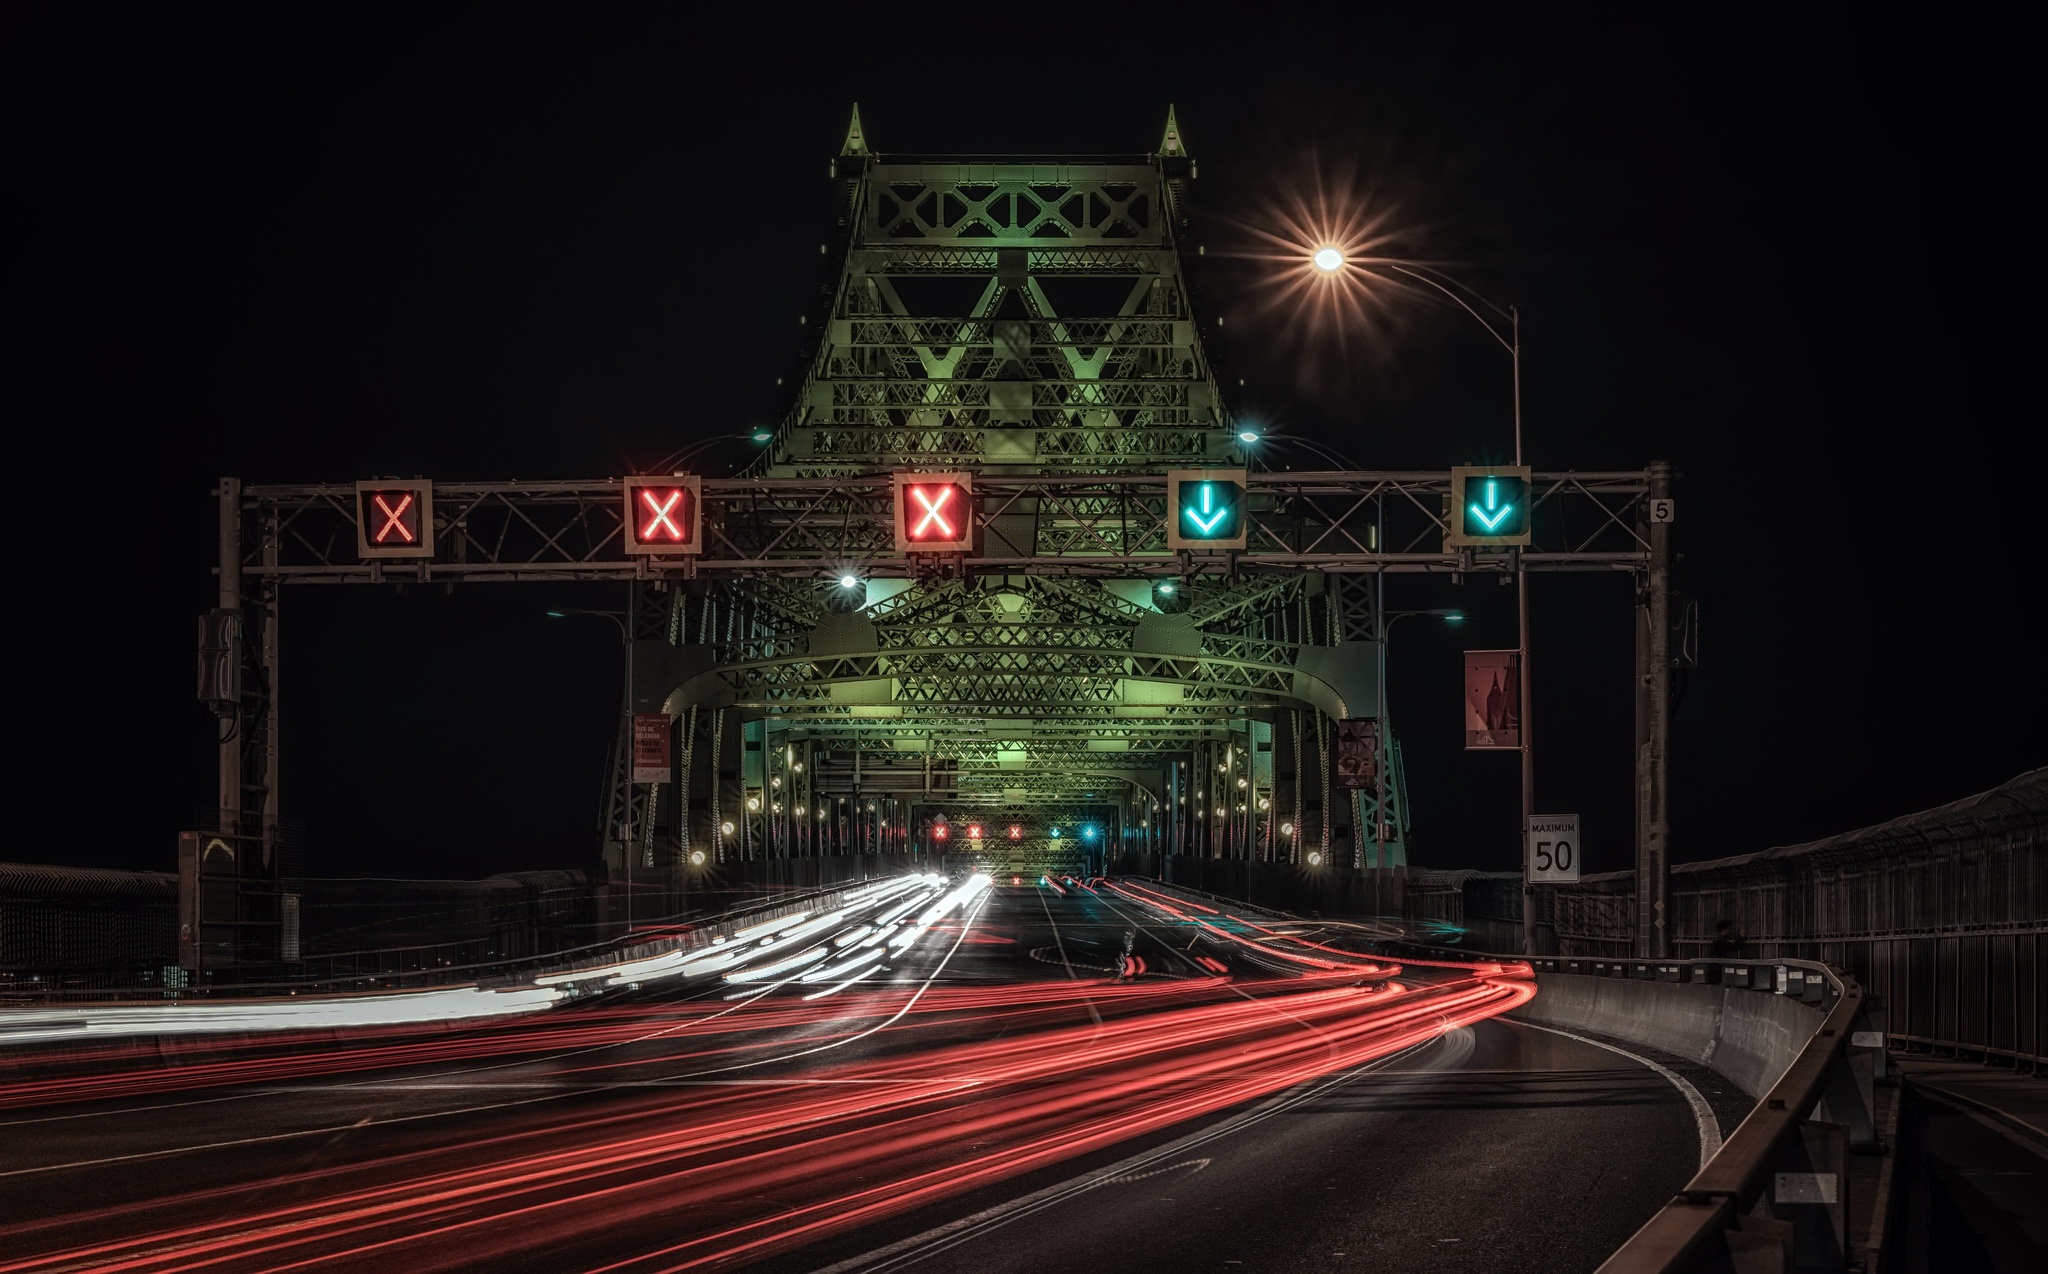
[1527,814,1580,883]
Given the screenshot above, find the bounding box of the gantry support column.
[217,479,242,829]
[256,507,281,883]
[1635,461,1675,958]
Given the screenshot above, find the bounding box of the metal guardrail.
[1524,957,1883,1274]
[1347,944,1882,1272]
[1119,875,1888,1274]
[1369,945,1884,1271]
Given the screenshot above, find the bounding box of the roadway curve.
[0,879,1717,1273]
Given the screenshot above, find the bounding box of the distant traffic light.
[893,472,974,552]
[1008,824,1023,840]
[1448,466,1532,548]
[1166,469,1248,551]
[623,476,703,555]
[355,481,435,559]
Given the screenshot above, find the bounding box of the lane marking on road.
[1102,1157,1209,1186]
[0,1084,585,1179]
[0,1089,280,1129]
[810,1027,1462,1273]
[1086,891,1202,975]
[1226,983,1340,1064]
[1506,1019,1723,1168]
[1035,887,1103,1028]
[252,1078,968,1092]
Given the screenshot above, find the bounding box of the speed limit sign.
[1527,815,1581,883]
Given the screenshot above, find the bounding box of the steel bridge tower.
[625,108,1408,883]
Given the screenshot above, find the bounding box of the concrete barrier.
[1510,971,1824,1097]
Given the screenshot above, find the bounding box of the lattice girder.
[233,471,1652,581]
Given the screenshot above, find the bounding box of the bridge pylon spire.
[1159,104,1188,158]
[839,104,869,157]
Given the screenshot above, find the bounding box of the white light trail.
[725,946,833,984]
[0,985,565,1043]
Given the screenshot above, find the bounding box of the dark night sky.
[15,6,2039,880]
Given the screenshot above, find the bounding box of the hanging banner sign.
[1333,719,1381,789]
[631,713,672,784]
[1463,650,1522,750]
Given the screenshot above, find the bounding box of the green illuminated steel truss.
[213,110,1665,878]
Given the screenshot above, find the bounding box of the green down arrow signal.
[1469,478,1516,532]
[1185,483,1232,535]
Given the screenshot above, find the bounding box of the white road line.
[252,1078,962,1092]
[1035,884,1103,1028]
[0,1086,581,1180]
[1507,1018,1723,1168]
[1086,889,1207,976]
[810,1029,1460,1273]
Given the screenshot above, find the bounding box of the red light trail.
[0,971,1526,1273]
[0,879,1532,1272]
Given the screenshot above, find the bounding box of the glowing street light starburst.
[1212,154,1438,396]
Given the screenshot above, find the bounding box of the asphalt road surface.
[0,878,1723,1272]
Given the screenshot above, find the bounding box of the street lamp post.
[546,605,637,930]
[1378,263,1535,956]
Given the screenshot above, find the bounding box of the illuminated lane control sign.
[1447,466,1532,547]
[623,476,703,555]
[1166,469,1248,551]
[355,481,435,560]
[893,472,975,552]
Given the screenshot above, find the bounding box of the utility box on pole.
[177,830,281,977]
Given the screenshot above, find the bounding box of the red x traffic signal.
[623,476,703,555]
[893,472,974,552]
[355,481,435,559]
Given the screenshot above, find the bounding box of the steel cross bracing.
[226,470,1653,582]
[777,120,1227,476]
